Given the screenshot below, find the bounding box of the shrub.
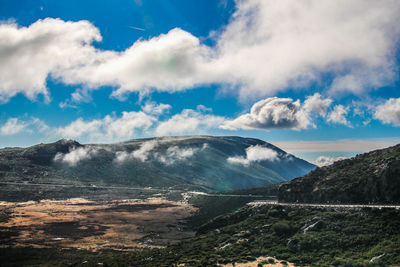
[272,221,292,236]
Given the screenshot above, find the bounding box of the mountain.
[278,144,400,204]
[0,136,315,191]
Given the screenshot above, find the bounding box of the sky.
[0,0,399,165]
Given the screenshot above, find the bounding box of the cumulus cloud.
[55,111,156,142]
[221,94,333,131]
[0,117,48,135]
[0,18,101,103]
[374,98,400,126]
[327,105,350,126]
[313,156,347,167]
[54,146,98,166]
[303,93,332,117]
[155,108,225,136]
[216,0,400,99]
[2,1,399,102]
[228,145,279,165]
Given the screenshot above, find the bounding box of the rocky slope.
[0,136,315,191]
[278,144,400,204]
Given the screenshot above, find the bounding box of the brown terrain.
[218,256,295,267]
[0,197,197,251]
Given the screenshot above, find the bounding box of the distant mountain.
[0,136,315,191]
[278,144,400,204]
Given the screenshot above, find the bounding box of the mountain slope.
[0,136,315,191]
[278,144,400,204]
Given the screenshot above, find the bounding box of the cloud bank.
[1,0,399,102]
[228,145,279,165]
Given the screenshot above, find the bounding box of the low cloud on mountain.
[115,140,158,163]
[228,145,279,166]
[114,140,208,165]
[54,146,98,166]
[313,156,348,167]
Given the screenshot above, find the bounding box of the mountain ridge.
[278,143,400,204]
[0,135,315,192]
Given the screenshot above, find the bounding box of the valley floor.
[0,197,196,251]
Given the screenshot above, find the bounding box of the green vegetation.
[2,205,400,266]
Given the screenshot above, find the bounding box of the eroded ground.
[0,197,197,251]
[218,257,295,267]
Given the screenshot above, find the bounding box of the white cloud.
[54,146,98,166]
[142,101,171,115]
[303,93,332,117]
[222,95,332,130]
[115,140,159,163]
[114,151,130,163]
[228,145,278,166]
[374,98,400,126]
[60,28,215,99]
[0,118,28,135]
[131,140,158,161]
[0,117,49,135]
[313,156,347,167]
[114,140,208,165]
[55,111,156,142]
[155,108,225,136]
[214,0,400,99]
[2,1,399,103]
[327,105,350,125]
[0,18,101,103]
[156,146,198,165]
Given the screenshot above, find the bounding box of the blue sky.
[0,0,399,165]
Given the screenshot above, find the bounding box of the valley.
[1,139,400,266]
[0,197,196,251]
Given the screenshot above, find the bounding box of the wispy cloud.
[128,25,145,31]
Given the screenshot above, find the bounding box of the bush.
[272,221,292,236]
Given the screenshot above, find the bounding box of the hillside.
[4,204,400,266]
[278,144,400,204]
[0,136,315,192]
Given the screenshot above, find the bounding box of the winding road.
[248,200,400,209]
